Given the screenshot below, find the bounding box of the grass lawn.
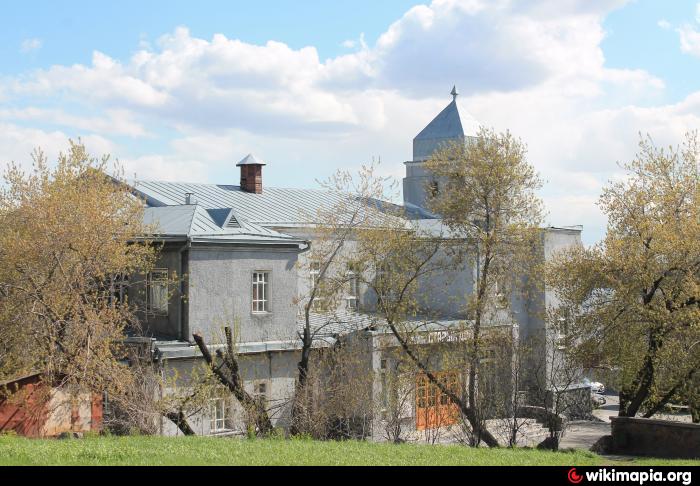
[1,435,699,466]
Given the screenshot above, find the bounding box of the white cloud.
[0,123,116,172]
[20,38,42,54]
[679,24,700,57]
[658,19,671,30]
[2,0,699,244]
[0,107,149,138]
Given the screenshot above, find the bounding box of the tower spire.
[450,85,459,101]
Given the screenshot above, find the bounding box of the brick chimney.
[236,153,266,194]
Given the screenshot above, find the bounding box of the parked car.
[591,393,607,407]
[583,378,605,394]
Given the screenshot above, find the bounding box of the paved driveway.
[593,392,619,423]
[561,391,617,450]
[560,422,611,450]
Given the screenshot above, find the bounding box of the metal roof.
[142,204,304,245]
[413,97,481,161]
[131,180,402,228]
[153,311,514,359]
[414,99,481,142]
[236,153,267,166]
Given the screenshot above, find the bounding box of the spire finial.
[450,85,459,101]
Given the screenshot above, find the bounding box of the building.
[0,373,103,437]
[123,88,583,438]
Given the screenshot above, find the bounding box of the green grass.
[0,435,698,466]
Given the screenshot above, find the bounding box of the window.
[252,271,269,313]
[309,262,327,311]
[108,274,129,305]
[429,180,439,198]
[345,263,360,311]
[253,382,268,407]
[379,358,389,412]
[209,397,229,433]
[494,278,509,307]
[375,262,394,306]
[147,269,168,315]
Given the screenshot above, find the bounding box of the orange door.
[415,371,460,430]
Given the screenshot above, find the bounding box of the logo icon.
[568,468,583,484]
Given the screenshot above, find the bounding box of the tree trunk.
[385,321,500,447]
[290,313,312,436]
[193,330,273,435]
[165,409,195,436]
[619,329,661,417]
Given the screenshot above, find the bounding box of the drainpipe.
[298,240,311,254]
[178,238,192,342]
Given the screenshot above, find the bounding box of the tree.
[291,164,387,435]
[193,327,273,436]
[420,127,545,445]
[547,132,700,418]
[0,141,157,404]
[529,320,586,451]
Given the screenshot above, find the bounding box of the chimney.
[236,153,266,194]
[184,192,195,204]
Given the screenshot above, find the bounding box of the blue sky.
[2,0,700,244]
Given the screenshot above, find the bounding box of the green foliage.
[0,435,694,466]
[548,132,700,417]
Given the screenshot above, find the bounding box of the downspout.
[298,240,311,254]
[179,238,192,342]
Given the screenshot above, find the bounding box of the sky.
[2,0,700,244]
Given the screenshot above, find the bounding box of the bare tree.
[291,164,388,435]
[193,327,273,436]
[529,320,586,451]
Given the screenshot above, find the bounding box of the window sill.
[252,311,271,316]
[209,429,239,437]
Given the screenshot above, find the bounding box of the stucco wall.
[187,246,300,344]
[161,350,300,436]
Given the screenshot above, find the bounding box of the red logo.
[568,468,584,484]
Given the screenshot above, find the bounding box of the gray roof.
[414,99,481,141]
[142,204,304,245]
[131,180,410,228]
[413,99,481,161]
[236,153,266,166]
[154,311,514,359]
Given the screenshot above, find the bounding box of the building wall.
[160,350,300,436]
[140,245,184,339]
[0,375,102,437]
[187,245,300,344]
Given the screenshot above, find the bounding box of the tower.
[402,86,480,212]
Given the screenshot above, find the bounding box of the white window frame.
[345,264,360,311]
[252,271,270,313]
[309,262,327,311]
[209,396,229,433]
[147,269,169,315]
